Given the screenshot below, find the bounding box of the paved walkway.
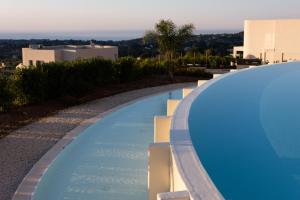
[0,83,194,200]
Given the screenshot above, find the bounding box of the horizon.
[0,29,242,41]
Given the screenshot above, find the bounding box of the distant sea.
[0,30,241,41]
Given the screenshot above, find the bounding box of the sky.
[1,0,300,33]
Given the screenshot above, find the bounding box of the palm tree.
[144,19,195,79]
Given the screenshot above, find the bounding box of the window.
[29,60,33,66]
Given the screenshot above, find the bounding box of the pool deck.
[0,83,195,200]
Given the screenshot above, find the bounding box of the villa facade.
[233,19,300,64]
[22,44,118,66]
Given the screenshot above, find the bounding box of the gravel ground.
[0,83,195,200]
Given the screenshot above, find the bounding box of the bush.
[179,53,232,68]
[0,57,213,112]
[174,67,213,79]
[115,57,139,82]
[12,67,46,104]
[35,59,115,99]
[0,76,13,111]
[138,59,167,75]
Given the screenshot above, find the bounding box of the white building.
[233,19,300,64]
[22,44,118,66]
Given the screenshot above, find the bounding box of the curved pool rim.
[170,66,265,200]
[13,83,193,200]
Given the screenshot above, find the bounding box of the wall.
[233,46,244,58]
[62,50,76,61]
[22,48,57,66]
[274,20,300,62]
[244,19,300,63]
[148,143,171,200]
[74,46,118,61]
[22,46,119,66]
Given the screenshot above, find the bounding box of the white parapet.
[230,69,237,72]
[167,100,181,117]
[148,143,171,200]
[154,116,172,143]
[170,151,188,192]
[213,74,222,79]
[182,88,194,99]
[157,191,190,200]
[197,80,207,87]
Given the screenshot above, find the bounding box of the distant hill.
[0,32,243,64]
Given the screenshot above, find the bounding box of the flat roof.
[27,45,117,50]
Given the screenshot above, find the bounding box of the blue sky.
[1,0,300,32]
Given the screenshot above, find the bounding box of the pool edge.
[170,68,255,200]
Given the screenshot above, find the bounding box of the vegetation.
[0,32,243,67]
[144,19,195,78]
[0,20,241,112]
[0,57,212,112]
[177,50,233,68]
[0,76,13,111]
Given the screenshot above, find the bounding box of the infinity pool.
[189,62,300,200]
[33,90,181,200]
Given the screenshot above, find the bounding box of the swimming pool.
[32,90,182,200]
[186,62,300,200]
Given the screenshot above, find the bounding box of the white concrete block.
[154,116,172,143]
[158,191,190,200]
[197,80,207,87]
[167,100,181,116]
[148,143,171,200]
[213,74,222,79]
[182,88,194,99]
[170,152,188,192]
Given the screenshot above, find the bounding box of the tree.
[144,19,195,79]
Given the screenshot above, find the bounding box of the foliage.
[137,58,167,75]
[144,19,195,78]
[114,57,139,82]
[177,52,232,68]
[0,76,13,111]
[174,67,213,79]
[12,67,46,104]
[0,57,212,112]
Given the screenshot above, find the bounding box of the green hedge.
[174,67,213,79]
[177,53,232,68]
[0,76,13,111]
[0,57,212,111]
[138,59,167,75]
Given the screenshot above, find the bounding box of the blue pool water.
[33,90,181,200]
[189,63,300,200]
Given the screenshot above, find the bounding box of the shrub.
[174,67,213,79]
[0,76,13,111]
[40,62,66,99]
[115,57,139,82]
[0,57,213,112]
[12,67,46,104]
[40,59,115,98]
[138,59,167,75]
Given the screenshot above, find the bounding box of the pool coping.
[12,83,195,200]
[170,68,255,200]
